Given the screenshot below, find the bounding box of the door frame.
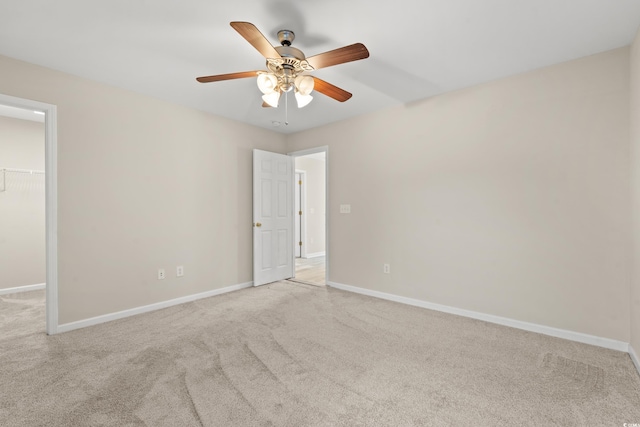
[288,146,328,284]
[294,169,307,259]
[0,93,58,335]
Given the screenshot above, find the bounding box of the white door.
[253,149,294,286]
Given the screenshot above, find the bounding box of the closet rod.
[0,167,45,175]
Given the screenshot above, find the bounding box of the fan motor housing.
[275,45,305,60]
[267,30,313,72]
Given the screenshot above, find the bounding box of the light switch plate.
[340,204,351,214]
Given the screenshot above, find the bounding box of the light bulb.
[295,75,314,96]
[257,73,278,94]
[262,92,281,108]
[295,92,313,108]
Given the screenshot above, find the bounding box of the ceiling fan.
[196,22,370,109]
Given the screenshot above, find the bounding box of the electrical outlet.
[176,265,184,277]
[340,204,351,214]
[158,268,166,280]
[383,264,391,274]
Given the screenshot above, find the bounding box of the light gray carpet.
[1,282,639,426]
[0,290,45,341]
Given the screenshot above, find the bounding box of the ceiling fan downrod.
[277,30,295,46]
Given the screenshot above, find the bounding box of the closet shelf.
[0,167,45,192]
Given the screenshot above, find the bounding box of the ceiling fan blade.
[262,101,272,108]
[230,21,281,59]
[312,77,353,102]
[306,43,369,70]
[196,71,260,83]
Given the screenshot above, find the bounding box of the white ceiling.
[0,1,638,134]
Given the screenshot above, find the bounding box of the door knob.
[255,222,262,227]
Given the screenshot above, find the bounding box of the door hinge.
[299,210,302,216]
[299,241,302,246]
[299,180,302,185]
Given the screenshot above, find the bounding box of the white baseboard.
[327,281,629,353]
[57,281,253,334]
[0,283,46,295]
[630,344,640,377]
[304,252,326,259]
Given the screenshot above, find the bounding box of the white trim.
[288,146,328,157]
[304,252,326,259]
[0,94,58,335]
[325,148,329,284]
[289,146,329,285]
[294,170,307,259]
[327,281,629,352]
[0,283,46,295]
[57,281,253,333]
[0,104,45,122]
[45,102,58,335]
[630,344,640,377]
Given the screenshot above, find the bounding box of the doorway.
[290,147,327,286]
[0,94,58,335]
[0,104,46,338]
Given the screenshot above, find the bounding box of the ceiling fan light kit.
[295,92,313,108]
[257,73,278,94]
[257,68,314,109]
[295,75,314,95]
[262,91,281,108]
[197,21,370,115]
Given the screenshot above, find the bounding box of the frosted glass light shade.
[295,75,314,96]
[262,92,281,108]
[295,92,313,108]
[257,73,278,94]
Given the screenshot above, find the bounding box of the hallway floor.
[294,256,325,286]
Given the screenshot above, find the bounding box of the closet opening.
[0,94,58,335]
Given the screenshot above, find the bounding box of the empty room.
[1,1,640,425]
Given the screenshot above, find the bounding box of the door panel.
[278,180,288,217]
[278,230,288,266]
[261,180,272,217]
[253,149,294,286]
[261,231,272,269]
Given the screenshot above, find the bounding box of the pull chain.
[285,91,289,126]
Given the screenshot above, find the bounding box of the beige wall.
[0,54,286,324]
[631,28,640,353]
[295,156,326,256]
[288,48,631,342]
[0,44,635,342]
[0,116,45,289]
